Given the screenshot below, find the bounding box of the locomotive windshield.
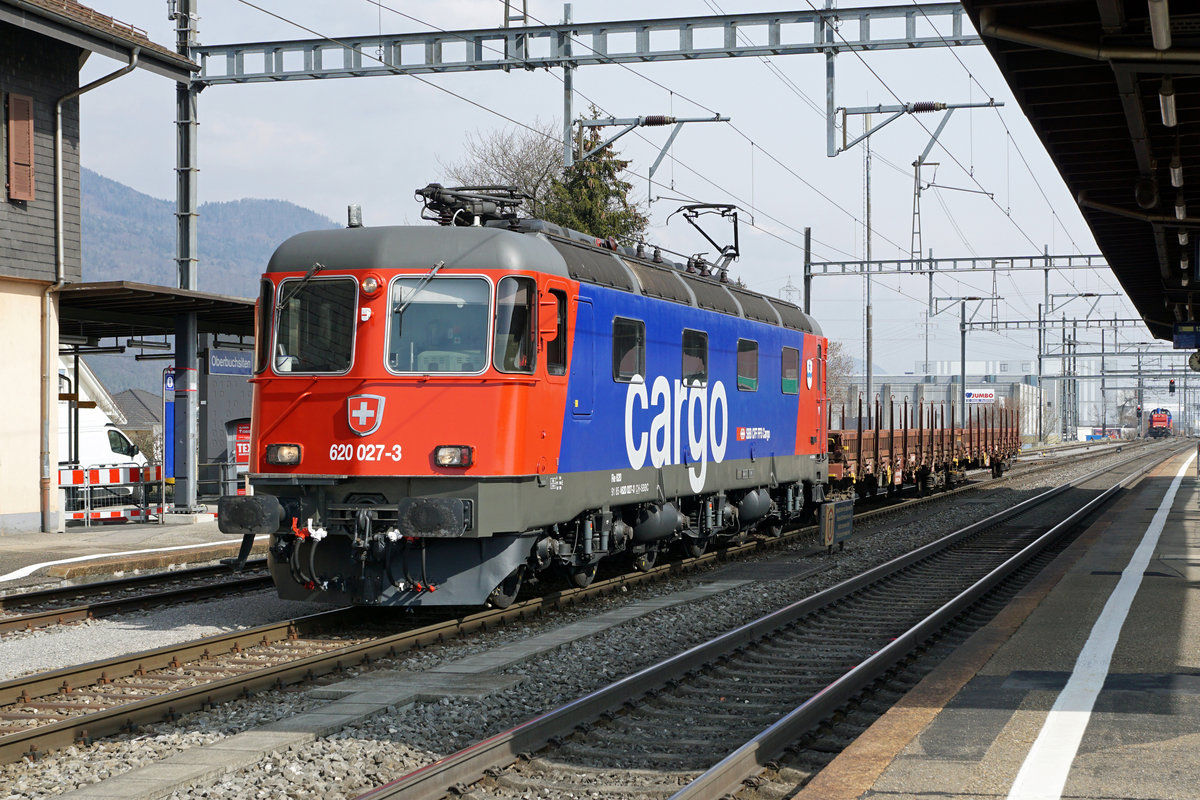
[274,277,357,373]
[388,277,490,373]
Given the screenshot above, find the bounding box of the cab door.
[571,299,594,417]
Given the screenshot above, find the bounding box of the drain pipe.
[40,47,140,532]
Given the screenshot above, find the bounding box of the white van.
[58,406,147,469]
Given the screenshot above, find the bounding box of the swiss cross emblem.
[347,394,385,436]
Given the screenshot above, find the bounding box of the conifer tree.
[543,112,648,241]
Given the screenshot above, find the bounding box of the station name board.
[208,349,253,376]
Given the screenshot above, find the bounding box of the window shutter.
[7,94,35,202]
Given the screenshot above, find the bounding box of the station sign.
[1173,322,1200,350]
[208,348,253,376]
[965,389,996,404]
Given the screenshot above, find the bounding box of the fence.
[59,462,164,526]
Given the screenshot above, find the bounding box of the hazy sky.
[76,1,1162,376]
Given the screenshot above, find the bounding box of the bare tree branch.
[439,119,562,218]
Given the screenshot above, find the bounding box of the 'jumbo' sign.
[965,390,996,404]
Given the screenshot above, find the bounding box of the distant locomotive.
[220,186,831,607]
[1148,408,1173,438]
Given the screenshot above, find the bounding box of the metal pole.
[562,3,573,169]
[1037,302,1043,443]
[1138,348,1144,437]
[865,114,873,417]
[823,0,836,158]
[1100,328,1106,436]
[803,227,812,314]
[960,300,967,421]
[72,349,80,464]
[174,0,200,512]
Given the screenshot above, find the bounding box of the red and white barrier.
[58,463,164,525]
[65,505,166,522]
[58,465,162,486]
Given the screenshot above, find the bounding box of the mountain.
[82,168,338,296]
[80,169,338,392]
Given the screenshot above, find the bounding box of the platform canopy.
[960,1,1200,341]
[56,281,254,342]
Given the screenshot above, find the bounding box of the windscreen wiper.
[392,260,445,316]
[275,261,326,311]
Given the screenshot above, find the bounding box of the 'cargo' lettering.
[624,377,727,492]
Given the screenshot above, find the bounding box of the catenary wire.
[235,0,847,262]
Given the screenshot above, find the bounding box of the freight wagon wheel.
[566,562,597,589]
[632,546,658,572]
[683,536,708,558]
[487,565,525,609]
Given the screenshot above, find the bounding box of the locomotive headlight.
[361,276,380,294]
[266,444,302,465]
[434,445,473,467]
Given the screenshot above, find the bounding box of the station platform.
[0,519,266,593]
[799,447,1200,800]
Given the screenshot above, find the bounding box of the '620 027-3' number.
[329,443,403,462]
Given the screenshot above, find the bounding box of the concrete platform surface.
[0,519,263,592]
[801,447,1200,800]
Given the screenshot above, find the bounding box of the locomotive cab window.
[613,317,645,382]
[546,289,568,376]
[781,346,799,394]
[494,277,536,374]
[254,278,273,374]
[274,277,356,374]
[682,329,707,385]
[737,338,758,391]
[388,276,490,374]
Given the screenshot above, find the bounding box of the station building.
[0,0,192,533]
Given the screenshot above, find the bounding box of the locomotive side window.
[737,338,758,391]
[254,278,273,374]
[494,277,537,374]
[612,317,645,382]
[274,277,356,374]
[682,329,707,385]
[387,277,490,374]
[781,346,799,394]
[546,289,568,375]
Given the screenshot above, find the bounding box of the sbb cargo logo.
[624,377,728,493]
[736,427,771,441]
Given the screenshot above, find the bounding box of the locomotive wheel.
[632,546,658,572]
[487,565,525,609]
[757,519,783,538]
[683,536,708,558]
[566,562,597,589]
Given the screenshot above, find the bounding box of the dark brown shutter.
[7,94,35,202]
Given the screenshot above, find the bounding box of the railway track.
[0,437,1128,638]
[354,443,1181,800]
[0,440,1159,765]
[0,560,272,636]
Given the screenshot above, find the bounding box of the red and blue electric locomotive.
[219,186,829,607]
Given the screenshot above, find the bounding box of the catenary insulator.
[642,115,674,126]
[909,102,945,114]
